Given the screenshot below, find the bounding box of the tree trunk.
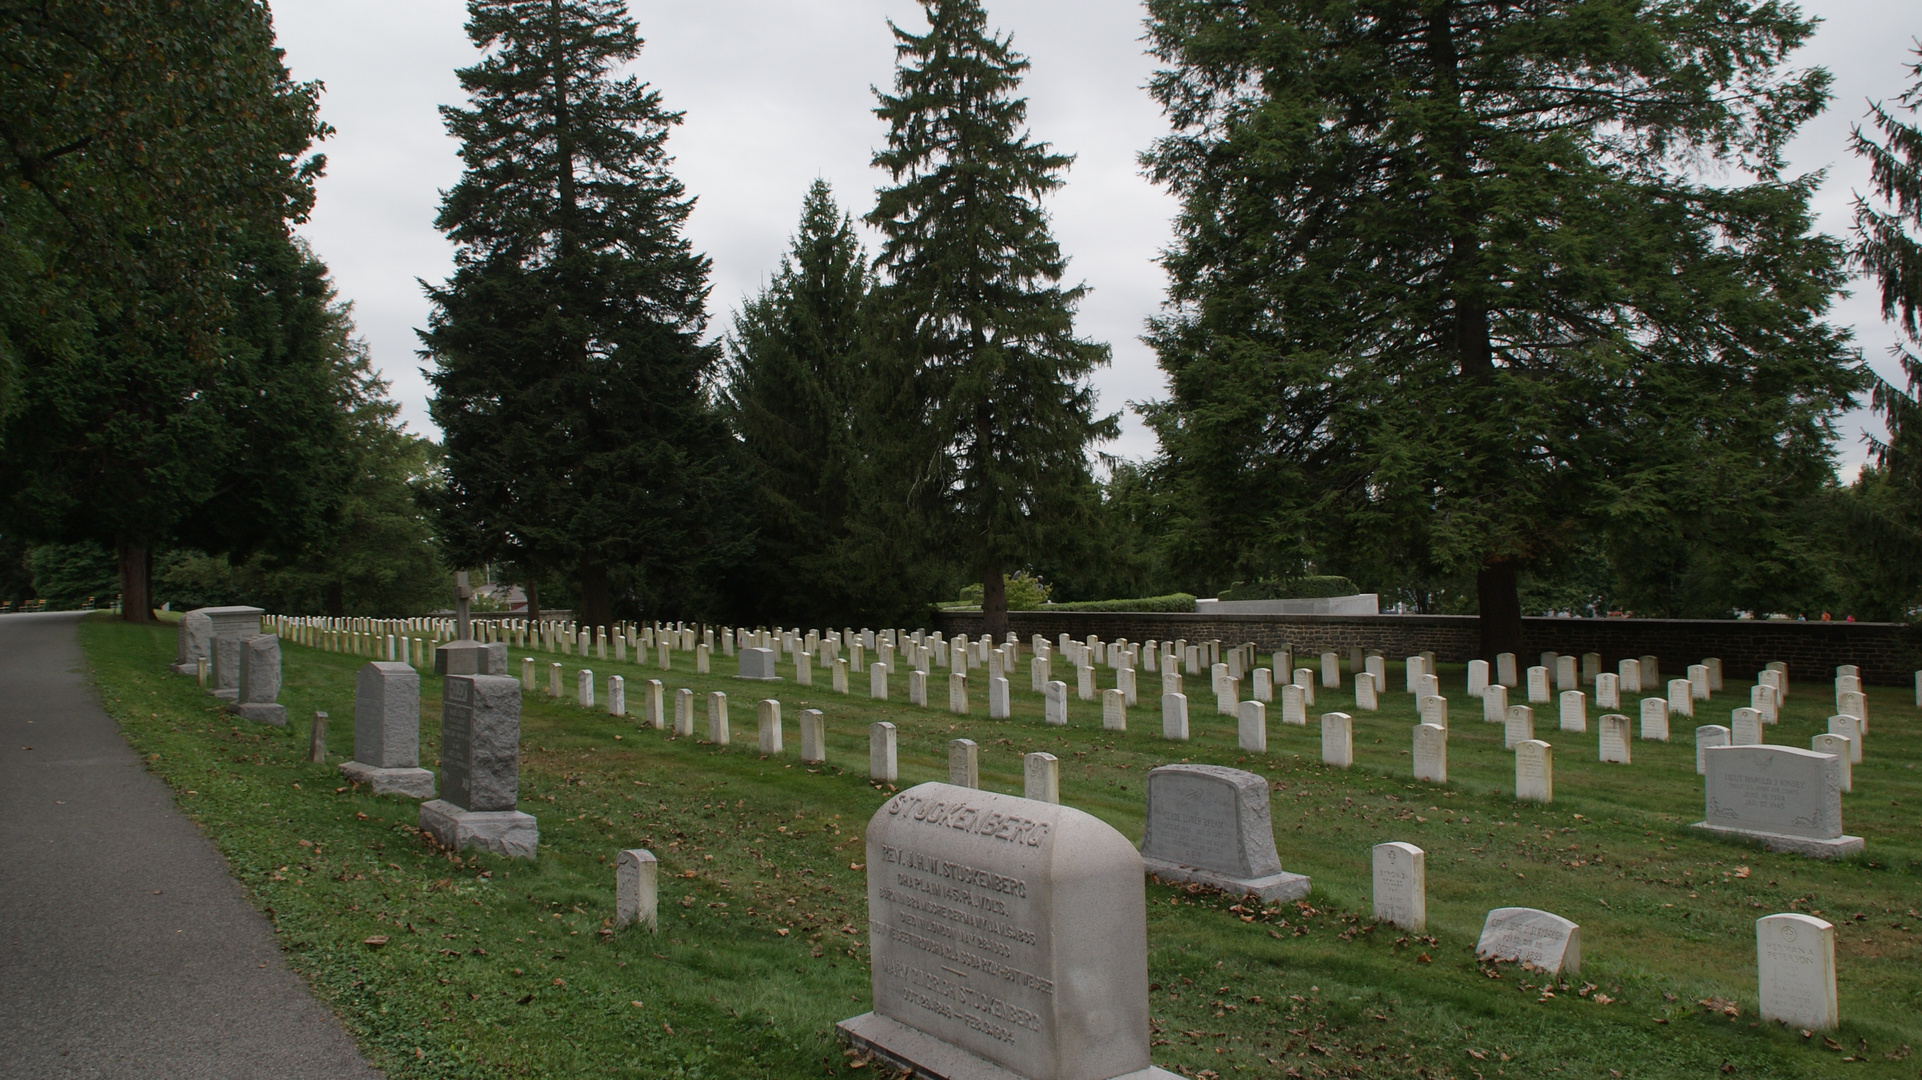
[980,567,1008,643]
[579,563,611,631]
[116,540,155,623]
[323,582,345,619]
[525,580,542,623]
[1477,559,1523,661]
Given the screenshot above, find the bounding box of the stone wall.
[930,611,1922,686]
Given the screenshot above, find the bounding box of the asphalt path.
[0,612,382,1079]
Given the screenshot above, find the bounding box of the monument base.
[1690,822,1863,859]
[837,1012,1180,1080]
[420,799,538,859]
[733,675,782,682]
[231,703,287,726]
[170,662,198,676]
[1143,859,1311,902]
[340,761,436,799]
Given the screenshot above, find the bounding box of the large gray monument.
[339,662,435,798]
[1694,745,1862,857]
[1138,764,1309,901]
[839,782,1177,1080]
[418,673,537,858]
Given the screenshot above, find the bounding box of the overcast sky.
[272,0,1918,472]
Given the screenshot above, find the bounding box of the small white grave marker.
[1559,690,1587,732]
[1104,688,1127,732]
[1373,842,1425,932]
[1810,733,1852,792]
[1504,704,1535,749]
[1321,712,1353,768]
[1515,740,1553,803]
[1237,700,1267,752]
[868,721,896,782]
[1640,697,1669,741]
[1478,908,1580,976]
[1024,752,1059,803]
[1825,714,1863,762]
[1598,713,1630,764]
[1756,914,1837,1031]
[1526,666,1549,704]
[948,738,978,788]
[1412,723,1447,783]
[615,849,658,930]
[799,709,825,763]
[1355,672,1378,711]
[1162,692,1189,741]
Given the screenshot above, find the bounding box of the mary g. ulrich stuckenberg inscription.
[839,782,1178,1080]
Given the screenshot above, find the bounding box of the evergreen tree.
[1142,0,1862,652]
[867,0,1117,639]
[721,181,872,624]
[1847,45,1922,617]
[0,0,333,620]
[423,0,740,629]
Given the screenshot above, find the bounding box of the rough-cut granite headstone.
[1477,908,1580,976]
[1695,744,1861,857]
[839,783,1178,1080]
[738,647,780,681]
[231,634,286,725]
[1373,842,1425,932]
[418,674,537,858]
[339,662,435,798]
[1756,913,1838,1030]
[173,610,214,674]
[211,635,243,701]
[1139,764,1309,901]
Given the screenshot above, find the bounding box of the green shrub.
[956,572,1053,611]
[1218,576,1358,601]
[1045,593,1197,613]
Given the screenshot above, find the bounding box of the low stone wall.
[930,610,1922,686]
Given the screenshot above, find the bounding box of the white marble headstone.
[1515,740,1553,803]
[1598,713,1630,764]
[1477,908,1579,975]
[1372,842,1425,932]
[1756,913,1838,1031]
[1412,724,1447,784]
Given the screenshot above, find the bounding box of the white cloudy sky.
[273,0,1918,471]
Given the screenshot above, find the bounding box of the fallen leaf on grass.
[363,936,389,948]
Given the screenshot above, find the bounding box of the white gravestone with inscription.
[1810,734,1852,792]
[1321,712,1353,768]
[1417,694,1447,729]
[1695,745,1862,857]
[839,783,1178,1080]
[1355,672,1377,711]
[1161,693,1189,742]
[1595,672,1618,710]
[1597,714,1630,764]
[1695,725,1729,774]
[1237,700,1266,753]
[1825,714,1863,762]
[1558,690,1586,733]
[418,674,537,858]
[1526,666,1549,704]
[1731,707,1762,746]
[1640,697,1669,741]
[1483,683,1507,723]
[1372,842,1425,932]
[1504,705,1535,750]
[1756,913,1838,1031]
[1515,740,1553,803]
[1138,764,1310,902]
[1477,908,1580,976]
[1412,724,1447,784]
[1467,659,1488,697]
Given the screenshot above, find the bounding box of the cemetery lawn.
[81,616,1921,1080]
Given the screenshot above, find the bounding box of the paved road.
[0,612,382,1080]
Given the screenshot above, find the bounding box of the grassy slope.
[79,616,1921,1079]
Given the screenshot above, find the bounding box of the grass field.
[79,615,1922,1079]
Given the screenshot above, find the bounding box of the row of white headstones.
[272,616,1876,1034]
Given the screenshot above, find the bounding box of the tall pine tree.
[868,0,1117,640]
[1142,0,1861,652]
[423,0,738,628]
[1847,45,1922,616]
[722,180,874,625]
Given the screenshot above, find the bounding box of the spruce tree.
[722,180,873,624]
[867,0,1117,640]
[1847,46,1922,615]
[423,0,738,629]
[1142,0,1862,651]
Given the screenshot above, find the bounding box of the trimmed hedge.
[1043,593,1198,614]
